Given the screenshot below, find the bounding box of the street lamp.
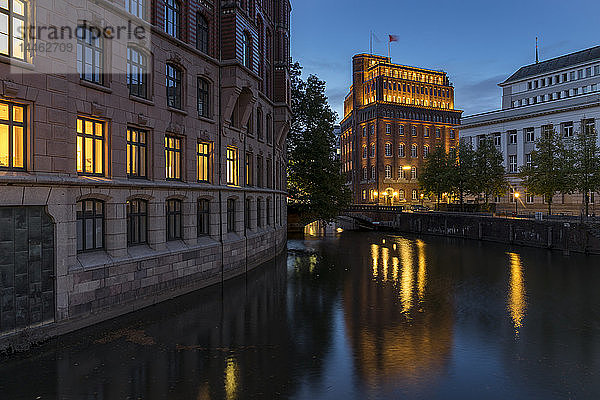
[420,193,424,206]
[514,192,520,215]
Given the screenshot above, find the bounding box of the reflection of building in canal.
[343,238,454,384]
[49,255,294,400]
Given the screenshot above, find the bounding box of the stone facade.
[340,54,462,206]
[0,0,292,349]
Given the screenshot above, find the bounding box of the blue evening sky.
[291,0,600,122]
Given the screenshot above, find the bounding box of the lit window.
[385,165,392,179]
[371,165,375,180]
[197,141,211,182]
[411,126,417,136]
[411,144,418,158]
[77,26,104,84]
[386,124,391,134]
[127,199,147,246]
[424,127,430,137]
[362,145,367,159]
[127,127,147,178]
[398,143,405,157]
[198,199,210,236]
[370,143,375,157]
[411,166,417,180]
[0,101,25,170]
[165,135,181,180]
[0,0,26,60]
[127,46,148,98]
[76,117,104,176]
[398,125,404,136]
[166,199,182,241]
[165,0,180,38]
[197,77,210,117]
[166,64,182,109]
[423,145,429,158]
[226,146,239,185]
[76,199,104,252]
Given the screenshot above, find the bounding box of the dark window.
[266,114,272,143]
[245,198,252,229]
[266,198,271,225]
[257,108,263,140]
[165,135,181,180]
[227,198,236,232]
[127,47,148,98]
[257,155,263,187]
[242,31,252,68]
[127,128,147,178]
[197,77,210,118]
[166,199,182,241]
[257,198,263,227]
[0,101,26,170]
[165,0,180,38]
[76,199,104,252]
[127,199,147,245]
[76,117,104,176]
[77,26,103,84]
[245,152,253,186]
[196,13,209,53]
[166,63,182,109]
[197,199,209,236]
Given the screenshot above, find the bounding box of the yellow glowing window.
[197,141,211,182]
[127,127,147,178]
[165,135,181,180]
[0,101,25,170]
[226,145,239,185]
[76,116,104,175]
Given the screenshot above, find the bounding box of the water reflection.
[1,233,599,399]
[507,252,527,336]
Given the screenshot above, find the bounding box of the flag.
[389,35,399,42]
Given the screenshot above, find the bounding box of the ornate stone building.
[340,54,461,206]
[0,0,291,347]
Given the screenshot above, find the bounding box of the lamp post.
[514,192,520,215]
[420,193,424,206]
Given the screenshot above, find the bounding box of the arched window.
[398,125,404,136]
[384,142,392,157]
[370,165,375,180]
[362,145,367,159]
[77,199,104,252]
[127,46,149,99]
[411,166,417,180]
[385,165,392,179]
[362,167,367,180]
[166,199,182,241]
[398,143,405,158]
[242,31,252,68]
[370,143,375,157]
[423,145,430,158]
[165,0,180,38]
[411,144,418,158]
[411,126,417,137]
[196,13,209,54]
[399,190,405,200]
[127,199,148,245]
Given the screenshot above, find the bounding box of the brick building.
[340,54,462,206]
[0,0,291,347]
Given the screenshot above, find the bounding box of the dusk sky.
[291,0,600,122]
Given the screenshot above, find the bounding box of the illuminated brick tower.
[340,54,462,205]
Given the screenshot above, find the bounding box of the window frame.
[127,127,147,179]
[196,12,209,54]
[197,198,210,236]
[76,199,105,253]
[165,0,181,38]
[127,198,148,246]
[197,141,211,183]
[127,46,149,99]
[76,116,105,176]
[165,135,182,180]
[77,26,104,84]
[227,198,236,233]
[0,0,27,60]
[226,146,239,186]
[166,198,182,241]
[166,63,183,109]
[0,100,26,170]
[197,77,210,118]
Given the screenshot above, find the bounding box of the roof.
[502,46,600,85]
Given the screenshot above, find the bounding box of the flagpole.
[388,40,391,60]
[370,30,373,54]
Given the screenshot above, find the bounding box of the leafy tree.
[419,146,451,210]
[449,142,477,211]
[566,120,600,216]
[473,138,508,207]
[287,62,351,224]
[518,129,569,215]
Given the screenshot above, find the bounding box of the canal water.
[1,232,600,399]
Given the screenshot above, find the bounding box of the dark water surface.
[2,232,600,399]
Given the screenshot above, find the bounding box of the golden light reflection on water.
[224,356,239,400]
[417,240,427,302]
[399,239,414,313]
[382,246,389,281]
[507,252,527,337]
[371,244,379,278]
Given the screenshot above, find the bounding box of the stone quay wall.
[390,212,600,255]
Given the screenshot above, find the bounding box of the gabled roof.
[501,46,600,85]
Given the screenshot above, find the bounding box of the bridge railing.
[345,204,405,213]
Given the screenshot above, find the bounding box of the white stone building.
[460,46,600,214]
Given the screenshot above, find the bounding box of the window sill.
[129,95,154,106]
[80,79,112,93]
[167,106,187,116]
[198,115,215,124]
[0,54,35,70]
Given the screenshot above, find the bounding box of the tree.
[473,138,508,208]
[419,146,451,210]
[567,120,600,216]
[287,62,351,224]
[448,142,476,211]
[519,129,569,215]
